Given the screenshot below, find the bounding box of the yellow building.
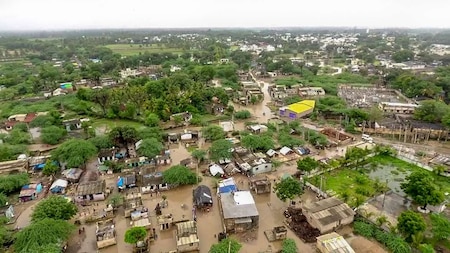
[279,100,316,119]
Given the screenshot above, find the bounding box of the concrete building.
[219,191,259,233]
[298,87,326,97]
[234,147,273,176]
[176,221,200,253]
[302,197,355,234]
[378,102,419,114]
[316,232,355,253]
[279,100,315,120]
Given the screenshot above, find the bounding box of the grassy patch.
[366,155,450,193]
[92,118,146,130]
[308,169,379,204]
[105,44,194,56]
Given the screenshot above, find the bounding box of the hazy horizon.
[1,0,450,31]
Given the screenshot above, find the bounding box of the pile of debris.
[285,207,320,243]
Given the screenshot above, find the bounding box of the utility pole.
[382,179,388,210]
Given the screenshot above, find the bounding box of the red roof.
[24,113,37,123]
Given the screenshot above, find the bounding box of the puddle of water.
[367,165,410,196]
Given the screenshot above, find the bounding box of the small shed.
[279,146,294,156]
[50,179,68,194]
[193,185,213,210]
[19,183,42,202]
[209,164,224,177]
[248,176,271,194]
[62,168,84,183]
[266,149,278,157]
[316,232,355,253]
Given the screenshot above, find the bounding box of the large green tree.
[273,177,303,202]
[137,138,163,159]
[124,227,147,245]
[209,139,233,162]
[201,125,226,141]
[241,135,274,152]
[397,211,426,242]
[108,126,138,146]
[40,126,66,145]
[51,139,97,168]
[400,171,444,210]
[88,135,114,150]
[31,196,77,222]
[162,165,197,185]
[209,238,242,253]
[296,157,320,174]
[42,160,59,176]
[14,219,75,253]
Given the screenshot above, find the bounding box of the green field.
[92,118,146,130]
[106,44,190,56]
[309,169,384,206]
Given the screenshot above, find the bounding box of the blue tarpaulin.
[117,177,124,188]
[218,184,237,194]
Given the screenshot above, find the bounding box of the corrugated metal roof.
[176,221,197,235]
[317,232,355,253]
[177,234,199,246]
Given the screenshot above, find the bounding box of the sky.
[0,0,450,31]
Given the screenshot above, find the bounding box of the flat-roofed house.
[219,191,259,233]
[279,100,315,120]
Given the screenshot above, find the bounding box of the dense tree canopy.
[397,211,427,242]
[14,219,75,253]
[297,157,320,173]
[40,126,66,145]
[162,165,198,185]
[209,139,233,162]
[209,238,242,253]
[124,227,147,245]
[137,138,163,159]
[400,171,444,209]
[31,196,77,222]
[273,177,303,202]
[51,139,97,168]
[241,134,274,152]
[201,125,226,141]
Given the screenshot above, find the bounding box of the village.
[0,27,450,253]
[0,68,449,253]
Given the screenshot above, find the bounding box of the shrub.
[353,221,375,237]
[355,186,372,197]
[234,110,251,119]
